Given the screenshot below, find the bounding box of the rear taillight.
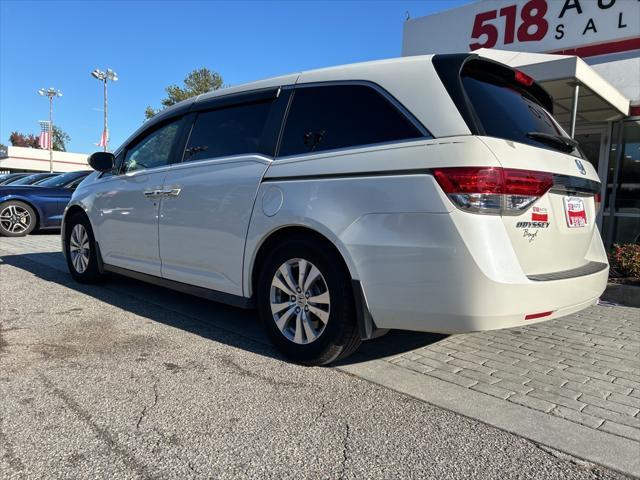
[594,192,602,214]
[433,167,553,215]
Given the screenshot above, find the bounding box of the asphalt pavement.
[0,234,630,479]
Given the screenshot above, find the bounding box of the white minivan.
[63,54,608,365]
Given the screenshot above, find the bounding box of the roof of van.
[118,54,469,150]
[194,55,437,104]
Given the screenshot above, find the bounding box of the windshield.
[9,173,51,185]
[37,171,88,188]
[462,70,582,158]
[0,174,27,185]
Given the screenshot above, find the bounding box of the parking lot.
[1,233,638,479]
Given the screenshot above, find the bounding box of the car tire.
[257,235,361,366]
[64,212,103,284]
[0,200,37,237]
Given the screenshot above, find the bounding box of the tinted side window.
[183,101,273,162]
[124,120,182,173]
[279,85,423,157]
[113,151,124,174]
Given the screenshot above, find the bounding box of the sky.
[0,0,472,153]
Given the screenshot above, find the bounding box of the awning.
[473,49,630,131]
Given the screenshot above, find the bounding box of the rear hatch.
[433,56,603,277]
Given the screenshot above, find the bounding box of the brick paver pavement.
[389,305,640,442]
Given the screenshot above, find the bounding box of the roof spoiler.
[432,53,554,136]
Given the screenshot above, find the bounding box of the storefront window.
[613,217,640,244]
[603,119,640,246]
[604,122,620,211]
[615,121,640,215]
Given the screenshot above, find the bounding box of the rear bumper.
[340,211,608,334]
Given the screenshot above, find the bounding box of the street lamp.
[91,68,118,152]
[37,87,63,173]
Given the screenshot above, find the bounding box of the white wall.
[590,57,640,103]
[0,146,89,173]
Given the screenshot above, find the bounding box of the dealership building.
[0,146,89,173]
[404,0,639,246]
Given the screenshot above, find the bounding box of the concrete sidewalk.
[341,305,640,477]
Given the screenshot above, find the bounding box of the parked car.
[0,170,90,237]
[6,172,59,185]
[0,173,30,185]
[63,54,608,365]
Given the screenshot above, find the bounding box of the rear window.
[461,65,582,158]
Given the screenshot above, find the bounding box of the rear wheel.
[64,213,103,283]
[0,201,36,237]
[257,236,361,366]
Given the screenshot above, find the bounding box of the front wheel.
[64,213,104,283]
[0,201,36,237]
[257,237,361,366]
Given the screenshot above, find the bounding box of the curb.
[602,283,640,308]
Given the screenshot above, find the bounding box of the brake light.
[433,167,553,215]
[515,70,534,87]
[594,192,601,214]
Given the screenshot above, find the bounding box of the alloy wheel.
[69,224,90,274]
[270,258,331,345]
[0,204,32,234]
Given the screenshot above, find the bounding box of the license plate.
[564,197,587,228]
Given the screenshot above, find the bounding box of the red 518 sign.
[470,0,549,50]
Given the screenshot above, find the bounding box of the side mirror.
[88,151,115,172]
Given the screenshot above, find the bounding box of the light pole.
[38,87,62,173]
[91,68,118,152]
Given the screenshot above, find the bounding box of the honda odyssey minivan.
[62,54,608,365]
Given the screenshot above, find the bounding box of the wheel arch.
[248,225,357,299]
[62,204,88,238]
[62,203,103,271]
[247,224,377,341]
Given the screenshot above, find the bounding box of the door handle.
[162,188,181,197]
[143,189,163,198]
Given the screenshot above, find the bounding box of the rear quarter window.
[278,84,425,157]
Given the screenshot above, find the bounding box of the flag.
[39,121,51,150]
[96,129,108,148]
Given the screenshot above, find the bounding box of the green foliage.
[145,68,224,119]
[52,126,70,152]
[609,244,640,279]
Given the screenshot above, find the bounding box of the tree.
[9,127,70,151]
[9,131,39,148]
[52,126,70,152]
[145,67,224,119]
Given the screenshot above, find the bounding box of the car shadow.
[0,251,445,366]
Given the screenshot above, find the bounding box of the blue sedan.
[0,171,91,237]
